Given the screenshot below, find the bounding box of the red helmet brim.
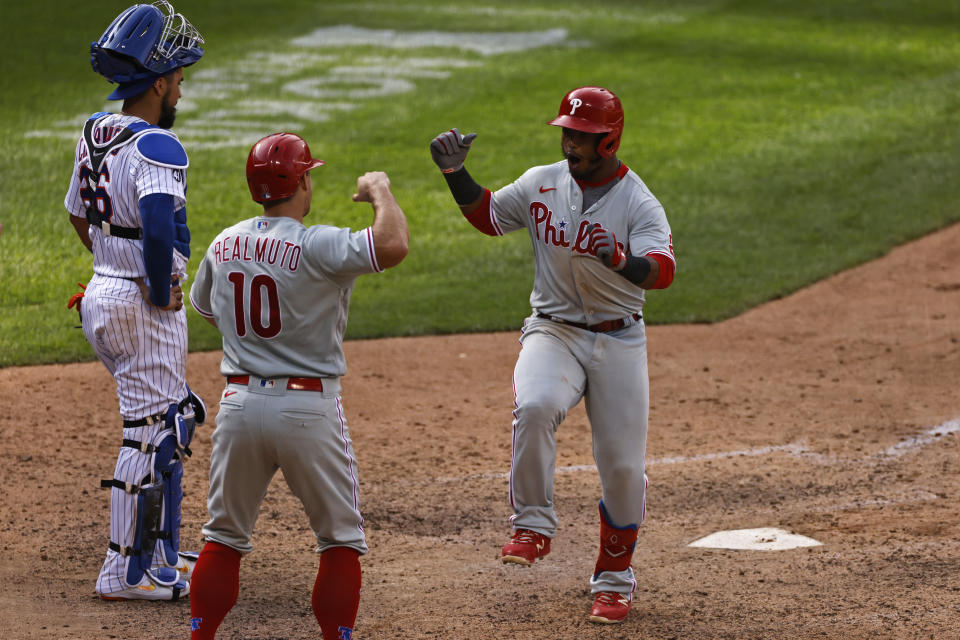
[547,114,611,134]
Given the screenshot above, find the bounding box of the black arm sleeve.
[442,167,483,205]
[618,254,652,286]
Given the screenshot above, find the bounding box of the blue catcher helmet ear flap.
[90,1,204,100]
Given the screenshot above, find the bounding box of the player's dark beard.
[158,96,177,130]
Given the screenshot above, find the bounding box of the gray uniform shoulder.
[619,168,665,215]
[218,217,260,239]
[519,161,569,184]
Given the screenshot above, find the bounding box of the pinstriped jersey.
[190,215,381,379]
[488,160,675,326]
[64,113,189,281]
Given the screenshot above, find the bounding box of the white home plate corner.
[688,527,822,551]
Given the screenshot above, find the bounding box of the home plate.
[688,527,823,551]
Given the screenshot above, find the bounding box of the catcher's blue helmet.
[90,1,204,100]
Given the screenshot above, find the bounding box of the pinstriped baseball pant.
[81,274,190,593]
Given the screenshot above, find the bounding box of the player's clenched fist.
[353,171,392,203]
[430,128,477,174]
[586,223,626,271]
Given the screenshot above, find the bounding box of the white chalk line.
[880,418,960,457]
[430,444,813,484]
[422,417,959,486]
[812,489,940,513]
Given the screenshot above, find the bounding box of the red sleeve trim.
[463,189,501,236]
[188,290,215,318]
[647,252,675,289]
[365,227,382,272]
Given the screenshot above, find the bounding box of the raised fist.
[430,128,477,174]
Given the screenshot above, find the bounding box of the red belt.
[535,312,641,333]
[226,375,324,392]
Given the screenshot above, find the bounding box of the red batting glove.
[587,224,626,271]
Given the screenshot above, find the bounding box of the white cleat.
[100,568,189,601]
[173,551,199,581]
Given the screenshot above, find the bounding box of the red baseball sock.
[190,541,242,640]
[312,547,362,639]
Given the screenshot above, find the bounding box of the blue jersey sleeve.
[140,193,176,306]
[173,206,190,258]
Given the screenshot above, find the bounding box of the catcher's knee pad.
[186,384,207,426]
[167,401,197,458]
[593,501,639,578]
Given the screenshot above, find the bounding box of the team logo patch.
[256,219,269,230]
[191,617,203,631]
[338,626,354,640]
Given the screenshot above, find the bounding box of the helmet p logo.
[569,97,583,115]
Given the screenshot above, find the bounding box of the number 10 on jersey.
[227,271,282,338]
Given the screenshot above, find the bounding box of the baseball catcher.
[64,1,207,601]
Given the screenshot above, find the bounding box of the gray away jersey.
[190,216,380,378]
[488,160,675,325]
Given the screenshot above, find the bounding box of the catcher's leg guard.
[152,408,193,568]
[100,421,172,590]
[593,501,639,579]
[123,480,165,586]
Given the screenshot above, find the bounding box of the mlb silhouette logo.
[259,379,276,389]
[257,219,269,230]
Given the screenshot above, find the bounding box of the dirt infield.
[2,223,959,639]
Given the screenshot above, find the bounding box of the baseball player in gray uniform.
[187,132,409,640]
[430,86,676,624]
[64,1,206,602]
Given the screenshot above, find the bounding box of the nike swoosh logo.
[539,186,556,193]
[605,548,627,557]
[224,390,237,397]
[537,541,545,551]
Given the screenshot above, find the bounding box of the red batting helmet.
[246,133,325,203]
[547,86,624,158]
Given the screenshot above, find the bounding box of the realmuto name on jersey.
[529,201,623,254]
[213,234,301,272]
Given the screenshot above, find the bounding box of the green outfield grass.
[1,0,958,366]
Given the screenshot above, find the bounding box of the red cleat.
[500,528,551,566]
[589,591,632,624]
